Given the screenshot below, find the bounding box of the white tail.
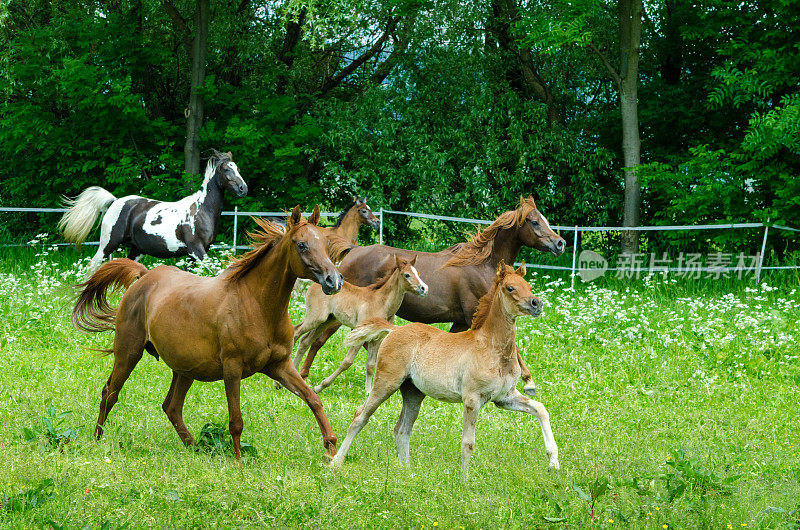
[58,187,116,246]
[344,317,395,350]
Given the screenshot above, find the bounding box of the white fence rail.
[2,206,798,286]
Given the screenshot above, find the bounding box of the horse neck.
[488,225,523,268]
[336,210,363,243]
[373,269,405,314]
[241,240,296,324]
[195,172,224,223]
[475,292,517,359]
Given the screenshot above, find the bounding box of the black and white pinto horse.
[58,150,247,273]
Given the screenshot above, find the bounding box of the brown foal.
[331,261,560,479]
[72,206,344,460]
[292,255,428,394]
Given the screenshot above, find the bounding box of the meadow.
[1,238,799,528]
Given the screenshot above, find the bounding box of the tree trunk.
[619,0,642,253]
[184,0,209,176]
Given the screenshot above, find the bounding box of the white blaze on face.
[409,265,427,292]
[229,161,242,180]
[539,212,552,231]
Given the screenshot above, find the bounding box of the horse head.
[495,260,542,318]
[354,196,380,229]
[286,205,343,295]
[212,150,248,198]
[517,196,566,257]
[394,255,428,296]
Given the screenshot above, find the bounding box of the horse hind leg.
[394,379,425,465]
[299,321,342,379]
[88,210,126,274]
[313,343,359,394]
[331,353,408,467]
[94,323,146,439]
[162,371,195,446]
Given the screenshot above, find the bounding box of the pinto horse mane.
[225,217,292,282]
[470,263,516,330]
[443,197,536,268]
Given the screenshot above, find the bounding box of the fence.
[2,206,799,287]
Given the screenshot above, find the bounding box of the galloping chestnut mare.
[59,150,247,273]
[72,206,345,459]
[300,196,566,394]
[333,261,559,478]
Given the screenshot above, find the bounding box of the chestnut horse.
[332,261,560,478]
[324,196,380,244]
[72,206,345,459]
[299,196,566,394]
[292,255,428,395]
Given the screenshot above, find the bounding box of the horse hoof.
[274,381,283,390]
[523,383,536,397]
[313,385,323,394]
[548,458,561,471]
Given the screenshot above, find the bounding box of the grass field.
[1,241,799,528]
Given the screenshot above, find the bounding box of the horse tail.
[58,186,117,247]
[72,258,149,334]
[344,317,396,350]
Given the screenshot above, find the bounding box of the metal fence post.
[379,208,384,245]
[570,227,579,290]
[232,206,238,251]
[755,220,769,283]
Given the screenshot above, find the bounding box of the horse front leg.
[222,360,245,461]
[515,344,536,396]
[266,359,337,459]
[495,390,559,470]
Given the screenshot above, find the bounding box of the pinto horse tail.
[72,258,148,334]
[58,186,117,247]
[344,318,396,351]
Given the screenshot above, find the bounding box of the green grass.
[1,242,799,528]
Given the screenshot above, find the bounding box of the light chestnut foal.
[292,255,428,394]
[331,261,559,478]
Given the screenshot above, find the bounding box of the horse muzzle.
[235,183,248,197]
[548,237,566,257]
[317,270,343,295]
[525,297,543,317]
[416,284,429,297]
[368,217,380,229]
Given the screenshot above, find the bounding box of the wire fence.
[2,205,798,287]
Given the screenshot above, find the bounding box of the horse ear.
[394,254,401,268]
[288,205,302,227]
[409,255,417,266]
[527,194,536,207]
[353,195,358,203]
[496,259,507,279]
[226,151,233,159]
[309,205,321,225]
[515,260,527,277]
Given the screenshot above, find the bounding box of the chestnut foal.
[331,261,559,478]
[293,255,427,394]
[72,206,344,460]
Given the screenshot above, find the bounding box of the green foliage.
[1,479,55,513]
[22,405,79,452]
[195,422,257,457]
[662,448,740,503]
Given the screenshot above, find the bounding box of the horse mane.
[443,197,536,268]
[333,198,361,228]
[203,149,233,181]
[470,264,515,329]
[225,217,290,282]
[367,263,400,291]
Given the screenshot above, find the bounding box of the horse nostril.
[556,239,565,250]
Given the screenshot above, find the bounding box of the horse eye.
[404,273,410,278]
[507,286,515,292]
[297,241,308,251]
[531,220,540,226]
